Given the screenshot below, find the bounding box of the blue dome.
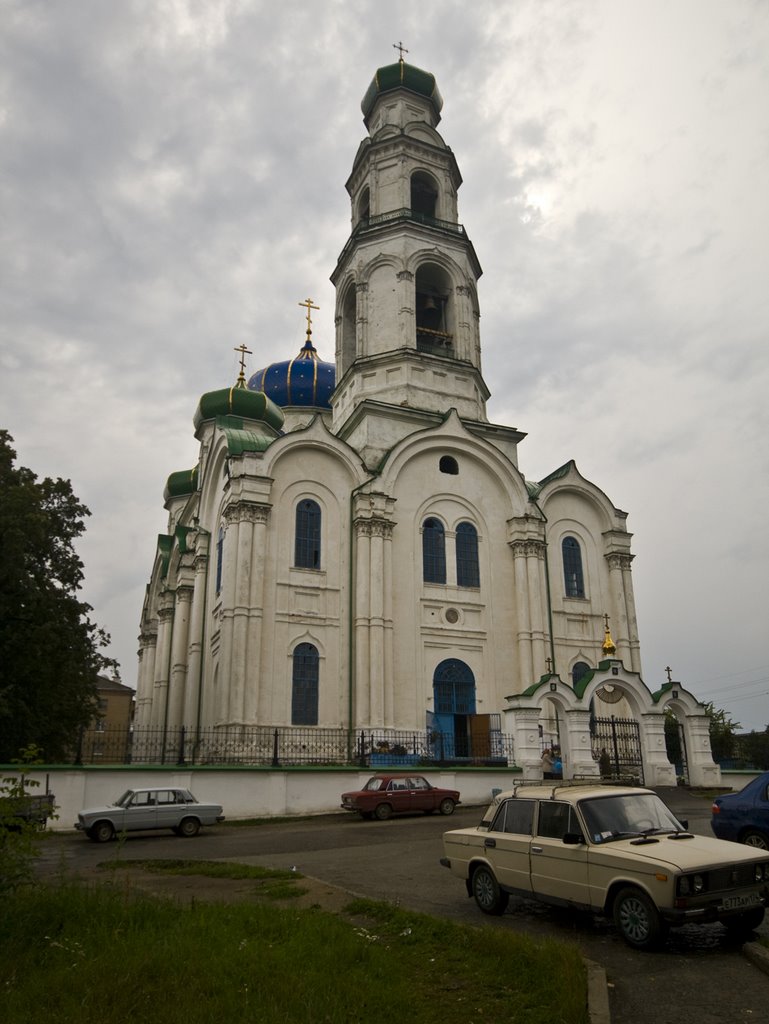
[248,337,335,409]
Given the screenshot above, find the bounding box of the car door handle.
[484,838,496,848]
[531,846,543,854]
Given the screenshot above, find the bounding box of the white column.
[244,506,270,722]
[135,630,157,730]
[354,520,371,727]
[511,541,534,688]
[167,586,193,729]
[183,544,209,729]
[151,601,174,729]
[217,505,240,725]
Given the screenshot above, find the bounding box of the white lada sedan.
[441,783,769,950]
[75,787,225,842]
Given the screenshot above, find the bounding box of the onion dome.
[193,386,285,432]
[248,303,335,409]
[361,60,443,122]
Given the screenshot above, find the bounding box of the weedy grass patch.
[1,879,587,1024]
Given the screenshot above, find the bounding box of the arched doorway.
[432,659,476,759]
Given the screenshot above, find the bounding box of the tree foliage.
[702,701,740,763]
[0,431,116,762]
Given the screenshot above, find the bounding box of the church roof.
[361,61,443,120]
[193,386,285,432]
[248,337,335,409]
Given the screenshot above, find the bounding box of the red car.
[341,774,460,820]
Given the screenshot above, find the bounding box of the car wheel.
[741,829,769,850]
[723,907,765,936]
[438,798,455,816]
[177,816,200,838]
[613,886,667,950]
[374,803,392,821]
[90,821,114,843]
[471,865,509,915]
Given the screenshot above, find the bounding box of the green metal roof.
[164,466,199,501]
[193,386,284,433]
[361,61,443,120]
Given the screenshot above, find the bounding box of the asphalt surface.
[34,787,769,1024]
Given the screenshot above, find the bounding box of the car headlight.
[678,873,707,897]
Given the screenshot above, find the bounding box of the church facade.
[135,59,650,769]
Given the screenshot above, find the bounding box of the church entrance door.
[432,659,477,760]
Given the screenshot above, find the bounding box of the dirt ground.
[76,865,359,916]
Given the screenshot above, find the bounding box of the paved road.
[36,789,768,1024]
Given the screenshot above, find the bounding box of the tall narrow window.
[562,536,585,597]
[572,661,590,685]
[291,643,319,725]
[456,522,480,587]
[422,517,446,584]
[294,499,321,569]
[215,526,224,594]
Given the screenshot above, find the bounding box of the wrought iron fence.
[74,724,514,768]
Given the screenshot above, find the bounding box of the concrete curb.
[585,957,611,1024]
[743,941,769,977]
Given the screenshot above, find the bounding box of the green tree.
[0,431,116,762]
[702,701,740,763]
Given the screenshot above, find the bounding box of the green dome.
[361,62,443,120]
[193,386,285,433]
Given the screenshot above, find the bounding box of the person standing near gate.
[599,748,611,779]
[541,748,555,779]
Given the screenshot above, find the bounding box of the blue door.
[432,659,476,758]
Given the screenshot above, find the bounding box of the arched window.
[215,526,224,595]
[291,643,319,725]
[295,499,321,569]
[572,661,591,686]
[415,262,452,356]
[562,536,585,597]
[357,186,370,224]
[433,659,476,714]
[411,171,438,218]
[456,522,480,587]
[439,455,458,475]
[422,517,446,584]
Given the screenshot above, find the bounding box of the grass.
[1,872,588,1024]
[100,859,309,899]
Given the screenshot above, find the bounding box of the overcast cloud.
[2,0,767,730]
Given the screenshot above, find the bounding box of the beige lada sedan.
[441,783,769,950]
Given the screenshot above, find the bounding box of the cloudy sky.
[2,0,768,731]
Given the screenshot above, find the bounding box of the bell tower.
[331,56,491,463]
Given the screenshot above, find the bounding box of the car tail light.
[711,803,720,814]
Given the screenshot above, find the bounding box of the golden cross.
[298,297,319,341]
[233,342,252,388]
[603,613,611,631]
[393,40,408,62]
[546,657,553,674]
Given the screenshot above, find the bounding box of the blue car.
[711,772,769,850]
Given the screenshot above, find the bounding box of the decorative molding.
[223,501,271,526]
[606,552,634,571]
[396,270,413,282]
[354,517,395,539]
[509,539,546,559]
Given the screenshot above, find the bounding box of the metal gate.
[591,715,644,784]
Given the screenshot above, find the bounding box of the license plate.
[722,893,760,911]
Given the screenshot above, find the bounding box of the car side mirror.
[563,832,585,845]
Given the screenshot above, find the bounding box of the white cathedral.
[135,57,705,780]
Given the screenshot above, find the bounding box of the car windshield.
[114,790,134,807]
[363,778,385,791]
[580,792,684,844]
